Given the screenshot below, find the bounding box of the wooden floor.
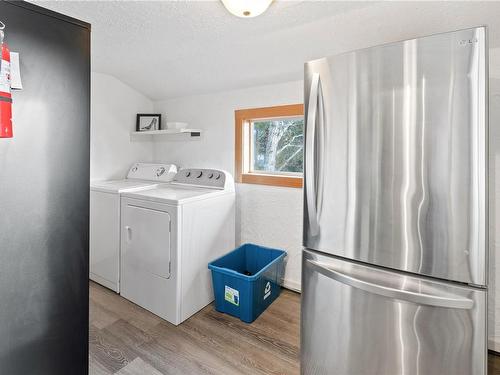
[89,281,300,375]
[490,353,500,375]
[90,281,500,375]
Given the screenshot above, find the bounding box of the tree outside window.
[252,118,304,174]
[235,104,304,188]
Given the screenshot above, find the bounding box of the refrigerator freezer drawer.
[301,250,487,375]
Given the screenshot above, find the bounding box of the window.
[235,104,304,188]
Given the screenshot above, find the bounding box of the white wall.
[489,74,500,351]
[91,72,154,181]
[152,80,304,291]
[237,184,303,291]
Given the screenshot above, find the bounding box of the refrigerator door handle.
[306,259,474,309]
[306,73,321,236]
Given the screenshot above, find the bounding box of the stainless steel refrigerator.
[302,27,488,375]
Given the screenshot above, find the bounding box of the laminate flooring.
[89,281,500,375]
[89,281,300,375]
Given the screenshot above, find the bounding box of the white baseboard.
[489,339,500,353]
[283,279,301,293]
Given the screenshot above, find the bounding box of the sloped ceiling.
[31,1,500,99]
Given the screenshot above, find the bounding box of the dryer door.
[123,204,171,280]
[121,201,176,322]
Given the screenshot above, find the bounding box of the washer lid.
[90,179,160,194]
[122,184,230,205]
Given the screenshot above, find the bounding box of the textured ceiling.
[30,1,500,99]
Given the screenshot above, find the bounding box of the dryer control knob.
[196,171,203,178]
[208,173,214,179]
[215,174,221,180]
[186,171,191,177]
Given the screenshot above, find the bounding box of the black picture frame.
[136,114,162,132]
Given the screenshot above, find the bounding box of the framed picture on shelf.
[136,114,162,132]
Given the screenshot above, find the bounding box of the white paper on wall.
[10,52,22,90]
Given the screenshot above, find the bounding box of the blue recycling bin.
[208,243,286,323]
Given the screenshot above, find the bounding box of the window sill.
[240,173,303,188]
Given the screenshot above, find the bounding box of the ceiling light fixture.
[220,0,273,18]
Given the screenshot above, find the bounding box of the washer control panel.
[173,169,232,190]
[127,163,178,182]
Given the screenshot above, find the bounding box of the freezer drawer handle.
[306,259,474,309]
[125,226,132,243]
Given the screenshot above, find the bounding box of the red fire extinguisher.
[0,21,13,138]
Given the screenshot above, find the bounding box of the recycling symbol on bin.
[264,281,271,300]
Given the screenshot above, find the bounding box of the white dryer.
[120,168,235,325]
[90,163,177,292]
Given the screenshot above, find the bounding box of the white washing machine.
[90,163,178,292]
[120,168,236,325]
